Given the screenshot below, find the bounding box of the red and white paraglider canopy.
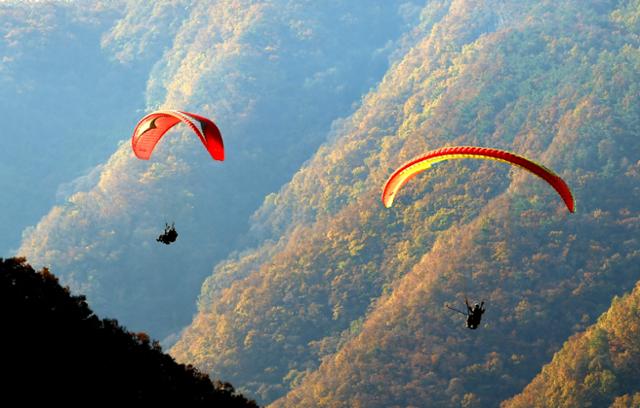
[131,110,224,161]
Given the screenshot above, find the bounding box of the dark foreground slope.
[504,282,640,408]
[0,257,257,406]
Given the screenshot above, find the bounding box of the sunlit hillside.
[16,0,412,340]
[504,283,640,408]
[7,0,639,406]
[170,0,640,405]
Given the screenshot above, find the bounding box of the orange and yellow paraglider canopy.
[382,146,575,212]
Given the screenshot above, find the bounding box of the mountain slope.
[503,283,640,408]
[17,0,412,339]
[0,1,147,255]
[0,257,257,406]
[170,0,640,405]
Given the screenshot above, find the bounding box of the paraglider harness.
[446,297,485,329]
[157,222,178,245]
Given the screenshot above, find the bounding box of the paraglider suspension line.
[446,304,468,316]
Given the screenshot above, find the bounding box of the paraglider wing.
[131,110,224,161]
[382,146,575,212]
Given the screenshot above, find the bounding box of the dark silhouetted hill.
[0,257,258,406]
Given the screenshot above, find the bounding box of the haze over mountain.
[16,0,413,340]
[169,0,640,405]
[0,2,147,255]
[8,0,639,406]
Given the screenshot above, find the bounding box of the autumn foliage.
[504,283,640,407]
[172,0,640,406]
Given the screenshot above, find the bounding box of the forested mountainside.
[171,0,640,405]
[0,257,257,406]
[17,0,412,339]
[0,1,146,255]
[504,282,640,408]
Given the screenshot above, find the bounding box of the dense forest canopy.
[5,0,639,406]
[170,0,640,405]
[0,2,146,255]
[16,0,412,340]
[504,283,640,408]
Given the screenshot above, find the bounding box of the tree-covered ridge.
[0,257,257,406]
[172,0,640,405]
[0,1,146,255]
[503,283,640,408]
[274,191,639,407]
[611,393,640,408]
[248,0,534,240]
[17,0,411,339]
[100,0,190,64]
